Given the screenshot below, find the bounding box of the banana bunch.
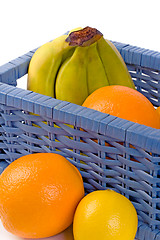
[27,27,135,105]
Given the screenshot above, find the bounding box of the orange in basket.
[156,106,160,118]
[0,153,84,238]
[83,85,160,129]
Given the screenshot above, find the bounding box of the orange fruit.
[82,85,160,129]
[0,153,84,238]
[156,106,160,117]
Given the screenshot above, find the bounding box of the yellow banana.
[27,34,75,97]
[55,46,88,106]
[86,42,109,95]
[28,26,135,107]
[97,37,135,88]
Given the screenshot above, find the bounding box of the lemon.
[73,189,138,240]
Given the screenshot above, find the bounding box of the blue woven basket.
[0,39,160,240]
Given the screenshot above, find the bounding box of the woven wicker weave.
[0,40,160,239]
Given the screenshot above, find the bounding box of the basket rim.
[0,82,160,155]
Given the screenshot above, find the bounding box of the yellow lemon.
[73,189,138,240]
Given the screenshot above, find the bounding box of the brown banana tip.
[66,26,103,47]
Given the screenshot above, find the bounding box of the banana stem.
[65,26,103,47]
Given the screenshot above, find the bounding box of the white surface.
[0,221,74,240]
[0,1,159,239]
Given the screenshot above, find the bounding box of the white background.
[0,0,159,239]
[0,0,160,67]
[0,0,160,90]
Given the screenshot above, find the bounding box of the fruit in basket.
[0,153,84,238]
[82,85,160,129]
[156,106,160,118]
[73,189,138,240]
[27,26,135,106]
